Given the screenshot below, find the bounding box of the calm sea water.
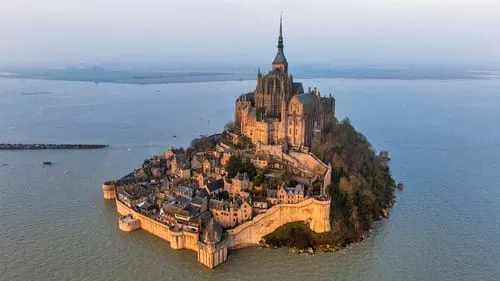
[0,77,499,281]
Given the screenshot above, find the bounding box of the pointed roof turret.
[278,12,284,50]
[202,217,223,244]
[272,13,288,72]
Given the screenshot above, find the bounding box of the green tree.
[312,118,395,241]
[224,155,257,180]
[188,135,216,154]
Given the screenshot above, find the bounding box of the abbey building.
[235,16,335,148]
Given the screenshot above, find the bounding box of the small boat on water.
[42,161,53,166]
[397,183,404,190]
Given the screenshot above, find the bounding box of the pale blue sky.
[1,0,499,68]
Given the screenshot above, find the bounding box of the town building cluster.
[114,138,312,236]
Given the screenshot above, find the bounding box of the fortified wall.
[115,199,200,251]
[289,151,328,175]
[110,194,330,268]
[227,198,330,248]
[254,143,328,175]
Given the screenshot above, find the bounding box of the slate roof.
[191,196,204,206]
[209,199,229,211]
[253,196,267,203]
[196,189,209,198]
[284,184,305,195]
[202,217,223,244]
[206,179,224,192]
[174,195,192,206]
[137,201,156,211]
[267,189,278,198]
[176,185,194,196]
[272,49,288,65]
[241,92,254,103]
[163,204,189,217]
[294,93,314,105]
[292,82,304,95]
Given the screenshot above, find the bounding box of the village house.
[136,201,158,216]
[191,153,204,170]
[220,151,232,166]
[209,198,252,228]
[175,185,195,198]
[226,172,250,197]
[266,189,279,206]
[277,184,305,204]
[164,148,191,179]
[251,156,269,169]
[203,179,225,195]
[191,196,208,213]
[251,196,269,215]
[117,188,148,208]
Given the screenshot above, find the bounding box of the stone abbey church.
[235,17,335,149]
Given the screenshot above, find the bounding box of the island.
[102,16,395,269]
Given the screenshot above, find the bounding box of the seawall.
[113,196,331,267]
[115,199,200,251]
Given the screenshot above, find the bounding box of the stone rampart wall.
[289,151,328,175]
[226,198,330,248]
[255,143,328,178]
[115,199,200,251]
[255,143,314,176]
[255,143,283,156]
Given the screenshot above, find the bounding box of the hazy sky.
[1,0,499,68]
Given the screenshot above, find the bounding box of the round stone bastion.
[102,181,116,200]
[118,215,141,232]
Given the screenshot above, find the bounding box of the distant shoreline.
[0,68,495,85]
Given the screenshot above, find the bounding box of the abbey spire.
[278,12,284,50]
[272,13,288,73]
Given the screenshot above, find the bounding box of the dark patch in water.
[20,91,51,96]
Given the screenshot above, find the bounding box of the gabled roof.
[284,184,305,195]
[209,199,229,211]
[196,189,209,198]
[175,185,194,195]
[202,217,223,244]
[267,189,278,198]
[172,195,192,208]
[162,204,189,217]
[191,196,204,206]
